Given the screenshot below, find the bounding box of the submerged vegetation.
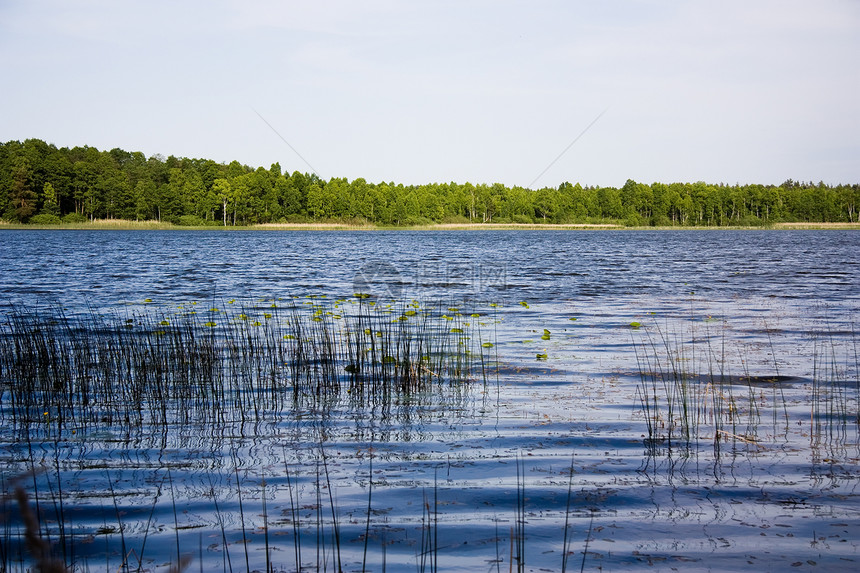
[2,138,859,227]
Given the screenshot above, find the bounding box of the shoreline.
[1,220,858,231]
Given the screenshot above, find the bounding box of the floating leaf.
[204,321,217,327]
[470,313,481,318]
[159,320,170,326]
[364,328,372,335]
[404,310,417,316]
[569,317,577,321]
[519,301,529,308]
[144,298,152,303]
[355,292,372,299]
[629,321,642,329]
[450,327,464,333]
[536,352,548,360]
[541,329,551,340]
[283,334,296,340]
[482,342,494,348]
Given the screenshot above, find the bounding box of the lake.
[0,229,858,572]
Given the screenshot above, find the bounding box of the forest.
[1,138,858,227]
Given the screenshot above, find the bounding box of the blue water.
[1,229,857,308]
[1,229,859,572]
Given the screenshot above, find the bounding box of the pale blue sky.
[1,0,858,187]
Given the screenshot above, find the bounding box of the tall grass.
[3,452,597,573]
[634,320,775,457]
[0,297,496,441]
[633,319,860,461]
[808,323,860,451]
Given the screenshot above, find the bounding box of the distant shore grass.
[1,219,858,231]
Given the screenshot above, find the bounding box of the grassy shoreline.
[1,219,858,231]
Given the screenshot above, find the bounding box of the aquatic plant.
[634,320,762,454]
[633,318,860,466]
[0,297,497,440]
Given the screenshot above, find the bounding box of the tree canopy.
[1,138,857,226]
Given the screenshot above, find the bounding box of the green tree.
[41,181,60,216]
[71,148,102,218]
[212,178,232,226]
[306,182,326,220]
[558,182,588,222]
[276,176,303,218]
[534,187,559,222]
[597,187,623,220]
[8,155,37,221]
[132,180,157,221]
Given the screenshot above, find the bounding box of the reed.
[808,324,859,450]
[561,453,575,573]
[12,485,67,573]
[633,317,860,466]
[281,451,302,572]
[0,297,495,442]
[512,455,526,573]
[634,321,766,455]
[2,455,605,573]
[319,445,343,573]
[361,450,373,573]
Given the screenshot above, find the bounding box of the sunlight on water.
[0,230,858,572]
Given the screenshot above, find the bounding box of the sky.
[1,0,858,188]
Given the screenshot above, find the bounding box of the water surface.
[0,229,858,572]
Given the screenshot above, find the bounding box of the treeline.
[1,138,858,226]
